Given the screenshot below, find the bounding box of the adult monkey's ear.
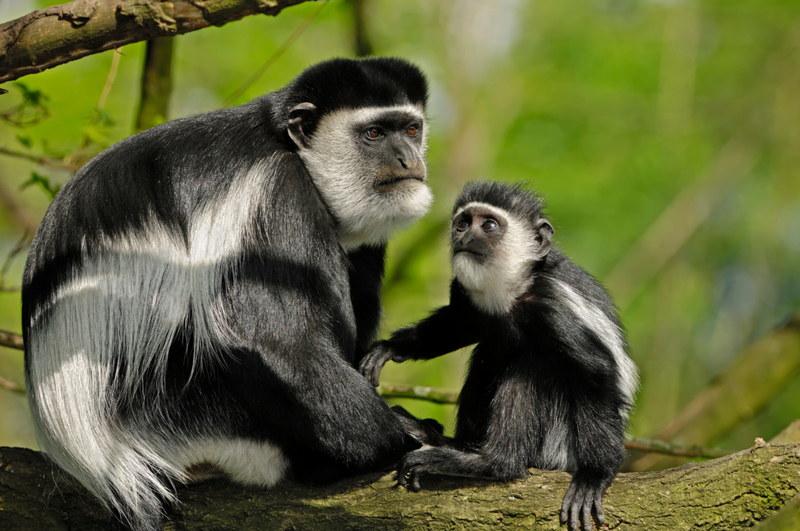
[287,102,317,150]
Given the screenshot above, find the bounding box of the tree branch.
[0,0,315,85]
[0,375,24,394]
[0,146,79,172]
[0,441,797,530]
[135,37,174,132]
[378,382,459,405]
[0,330,23,350]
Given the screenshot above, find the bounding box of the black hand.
[391,406,450,447]
[358,341,398,387]
[396,447,432,492]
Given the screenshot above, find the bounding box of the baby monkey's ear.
[533,218,554,259]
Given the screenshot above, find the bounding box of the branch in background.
[631,309,800,471]
[351,0,373,57]
[0,330,23,350]
[0,0,314,85]
[0,178,38,231]
[379,381,736,459]
[771,420,800,444]
[624,436,732,459]
[221,1,326,107]
[0,374,24,394]
[753,495,800,531]
[0,146,79,172]
[135,37,174,132]
[604,136,759,309]
[1,330,26,395]
[0,231,29,292]
[378,382,458,405]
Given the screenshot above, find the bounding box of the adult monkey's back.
[22,57,434,531]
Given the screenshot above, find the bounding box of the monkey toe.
[562,478,606,531]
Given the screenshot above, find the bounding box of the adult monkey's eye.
[407,125,419,136]
[482,219,498,232]
[365,129,382,140]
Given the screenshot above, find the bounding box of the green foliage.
[20,172,61,201]
[0,83,49,127]
[15,134,32,149]
[81,109,116,148]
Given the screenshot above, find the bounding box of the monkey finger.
[357,354,374,379]
[593,488,605,526]
[569,498,581,531]
[366,365,381,388]
[560,482,578,524]
[359,356,382,387]
[580,497,592,531]
[408,468,423,492]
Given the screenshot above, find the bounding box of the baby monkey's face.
[450,204,508,266]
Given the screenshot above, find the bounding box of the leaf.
[12,82,49,107]
[20,171,61,201]
[15,134,33,148]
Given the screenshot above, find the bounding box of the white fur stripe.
[553,279,638,412]
[26,159,281,527]
[176,438,288,486]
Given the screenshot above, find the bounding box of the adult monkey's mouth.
[375,175,426,188]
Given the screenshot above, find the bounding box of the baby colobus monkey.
[23,57,438,530]
[359,181,638,531]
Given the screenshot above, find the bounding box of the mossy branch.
[0,441,798,530]
[0,0,315,85]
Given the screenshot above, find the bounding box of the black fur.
[359,181,637,531]
[23,57,430,531]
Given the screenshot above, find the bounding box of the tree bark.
[1,441,798,530]
[0,0,314,85]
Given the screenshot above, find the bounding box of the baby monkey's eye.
[482,219,498,232]
[456,220,470,231]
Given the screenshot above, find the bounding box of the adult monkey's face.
[289,101,433,250]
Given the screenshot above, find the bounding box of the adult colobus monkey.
[23,58,436,530]
[359,181,638,531]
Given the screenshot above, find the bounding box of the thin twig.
[379,381,736,458]
[0,330,24,350]
[624,435,733,459]
[67,47,123,167]
[378,382,459,405]
[97,47,122,111]
[0,146,80,172]
[0,374,25,394]
[0,231,30,291]
[221,1,327,108]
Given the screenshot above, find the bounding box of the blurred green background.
[0,0,798,458]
